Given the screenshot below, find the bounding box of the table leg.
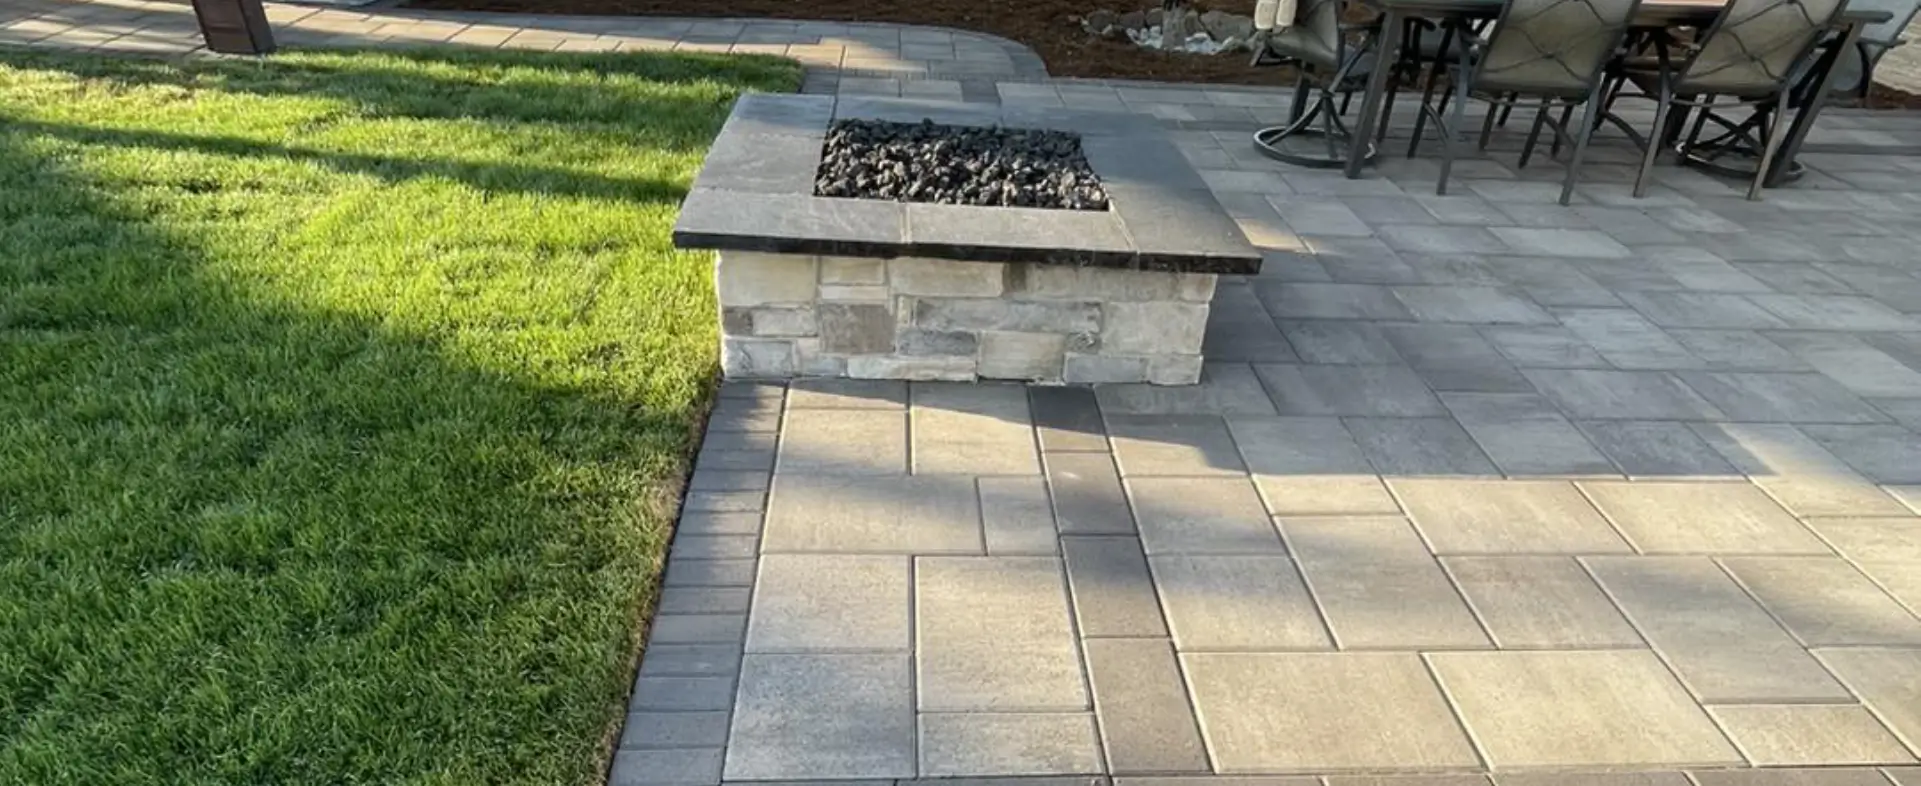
[1769,19,1865,186]
[1345,9,1402,178]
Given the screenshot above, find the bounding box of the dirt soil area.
[401,0,1300,84]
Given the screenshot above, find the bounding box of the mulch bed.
[401,0,1299,84]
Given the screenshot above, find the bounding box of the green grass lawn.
[0,46,797,784]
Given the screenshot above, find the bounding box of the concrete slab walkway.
[9,3,1921,785]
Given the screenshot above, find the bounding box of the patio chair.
[1822,0,1920,97]
[1250,0,1384,167]
[1404,0,1646,204]
[1606,0,1852,199]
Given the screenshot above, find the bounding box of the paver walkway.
[9,2,1921,785]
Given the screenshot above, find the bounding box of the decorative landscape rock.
[674,94,1260,385]
[815,119,1110,211]
[1082,5,1256,54]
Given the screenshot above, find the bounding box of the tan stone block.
[1708,704,1916,766]
[1443,556,1643,648]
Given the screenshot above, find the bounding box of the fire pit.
[673,94,1260,385]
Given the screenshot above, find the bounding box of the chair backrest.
[1264,0,1346,72]
[1471,0,1647,97]
[1676,0,1853,95]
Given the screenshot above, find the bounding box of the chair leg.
[1634,78,1674,199]
[1287,72,1311,123]
[1408,71,1445,159]
[1437,61,1471,195]
[1750,89,1792,200]
[1480,100,1500,150]
[1561,90,1607,206]
[1340,90,1354,116]
[1497,96,1516,127]
[1551,104,1574,158]
[1519,100,1551,169]
[1377,77,1401,145]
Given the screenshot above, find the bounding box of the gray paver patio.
[20,1,1921,783]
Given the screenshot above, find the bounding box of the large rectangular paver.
[1126,477,1283,554]
[1675,372,1888,424]
[1804,517,1921,562]
[1394,479,1629,554]
[747,554,910,651]
[1083,638,1211,773]
[1390,286,1553,326]
[1151,554,1331,651]
[1061,536,1170,638]
[1586,556,1852,702]
[724,653,915,780]
[1577,421,1741,478]
[777,409,908,474]
[980,476,1058,554]
[912,383,1041,475]
[1440,393,1617,476]
[1800,424,1921,484]
[1181,652,1481,772]
[1427,650,1741,768]
[1108,415,1247,477]
[1442,556,1643,648]
[918,713,1104,776]
[917,556,1089,711]
[608,748,724,786]
[1045,452,1136,535]
[1721,557,1921,646]
[1344,417,1500,477]
[764,475,981,553]
[1029,386,1109,452]
[1579,481,1829,554]
[1256,364,1447,417]
[1707,705,1916,766]
[1522,369,1725,420]
[1556,308,1700,370]
[1812,648,1921,755]
[1282,516,1490,649]
[1094,362,1279,416]
[1691,423,1911,517]
[1228,416,1402,515]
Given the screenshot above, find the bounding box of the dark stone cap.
[673,94,1262,275]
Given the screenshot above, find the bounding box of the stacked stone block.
[717,251,1216,384]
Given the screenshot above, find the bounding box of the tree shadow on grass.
[0,46,790,785]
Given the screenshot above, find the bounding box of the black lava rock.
[815,119,1111,211]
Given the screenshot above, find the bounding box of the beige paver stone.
[980,477,1058,555]
[1721,557,1921,646]
[1805,517,1921,562]
[778,409,907,475]
[1126,478,1284,554]
[1708,705,1917,766]
[1690,768,1906,786]
[1282,517,1490,649]
[1427,650,1742,768]
[1254,475,1401,517]
[725,653,915,779]
[1580,481,1830,554]
[1181,652,1481,772]
[747,554,910,652]
[1692,423,1911,517]
[918,713,1103,777]
[1814,648,1921,754]
[763,475,980,554]
[911,384,1040,475]
[1858,561,1921,616]
[1586,556,1852,702]
[1083,638,1210,773]
[917,556,1088,711]
[1495,774,1691,786]
[1392,479,1631,554]
[1150,555,1331,651]
[1888,767,1921,786]
[1442,556,1643,648]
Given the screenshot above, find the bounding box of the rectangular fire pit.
[672,94,1260,385]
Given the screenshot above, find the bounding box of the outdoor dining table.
[1340,0,1896,184]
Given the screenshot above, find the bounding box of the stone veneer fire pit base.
[719,252,1217,384]
[675,94,1260,385]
